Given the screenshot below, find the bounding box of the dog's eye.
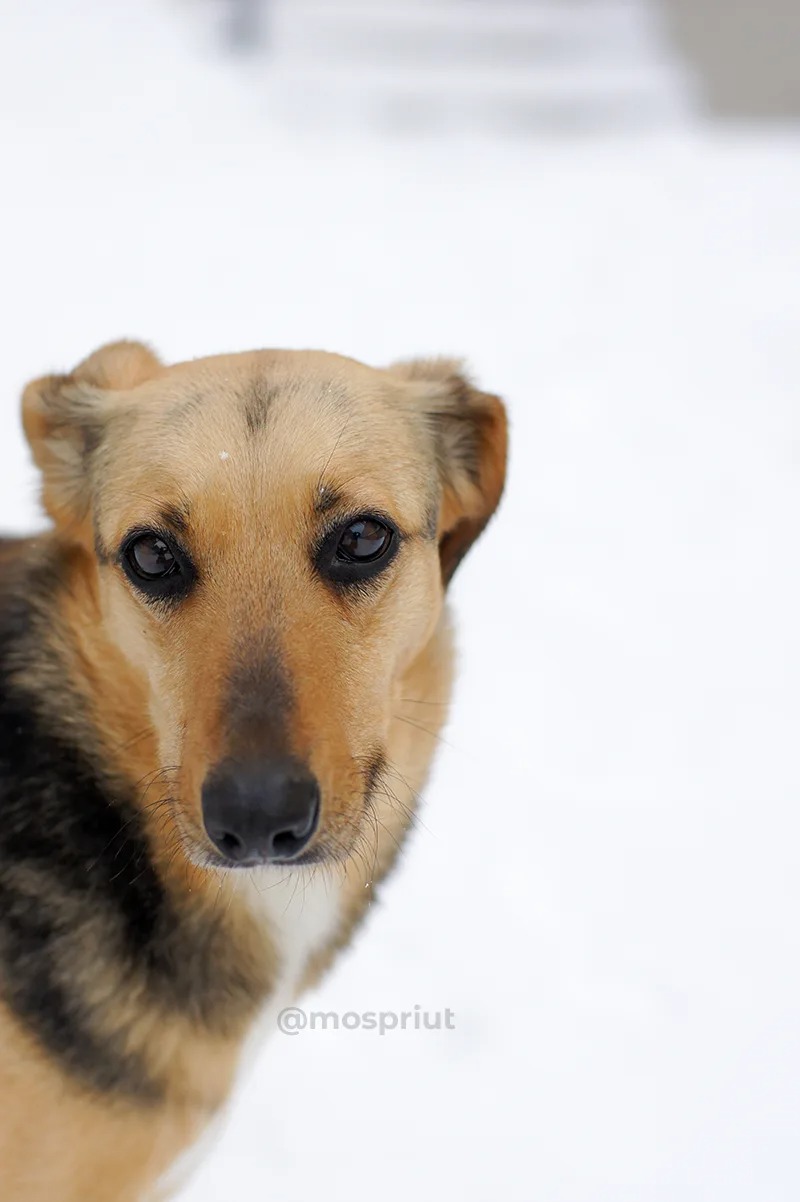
[337,519,392,563]
[120,530,194,602]
[316,515,399,587]
[127,534,177,580]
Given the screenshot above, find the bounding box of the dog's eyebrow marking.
[314,485,343,515]
[243,380,279,435]
[159,503,191,534]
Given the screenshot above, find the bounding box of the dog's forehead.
[123,351,408,461]
[156,349,392,428]
[102,350,432,531]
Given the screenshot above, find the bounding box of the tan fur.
[0,1005,206,1202]
[1,342,507,1199]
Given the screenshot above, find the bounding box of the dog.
[0,341,507,1200]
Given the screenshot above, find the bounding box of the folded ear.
[392,358,508,584]
[22,340,161,528]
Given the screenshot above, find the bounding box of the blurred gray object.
[256,0,695,134]
[211,0,800,128]
[664,0,800,119]
[226,0,268,49]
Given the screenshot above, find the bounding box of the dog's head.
[23,342,507,869]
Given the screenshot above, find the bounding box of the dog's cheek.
[341,555,440,720]
[99,577,183,760]
[376,549,444,690]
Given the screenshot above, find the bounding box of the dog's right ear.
[22,340,161,528]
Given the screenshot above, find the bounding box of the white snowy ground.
[1,2,800,1200]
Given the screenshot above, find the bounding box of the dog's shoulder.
[0,535,34,590]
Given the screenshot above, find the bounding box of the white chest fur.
[238,865,344,1046]
[154,869,343,1200]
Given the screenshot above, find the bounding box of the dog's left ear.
[392,358,508,584]
[22,340,162,528]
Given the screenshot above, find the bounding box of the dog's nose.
[201,757,320,866]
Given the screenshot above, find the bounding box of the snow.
[1,2,800,1199]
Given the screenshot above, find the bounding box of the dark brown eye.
[337,519,392,563]
[120,529,194,603]
[315,514,400,587]
[127,534,177,579]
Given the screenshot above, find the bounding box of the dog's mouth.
[195,833,362,873]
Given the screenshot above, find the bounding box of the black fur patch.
[0,553,268,1101]
[0,593,162,1097]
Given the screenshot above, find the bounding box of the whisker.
[315,409,355,491]
[391,713,457,750]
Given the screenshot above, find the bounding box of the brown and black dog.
[0,341,507,1200]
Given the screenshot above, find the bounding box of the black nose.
[201,757,320,866]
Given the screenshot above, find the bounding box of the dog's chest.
[157,870,343,1197]
[241,866,344,1034]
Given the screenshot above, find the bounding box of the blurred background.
[1,2,799,1199]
